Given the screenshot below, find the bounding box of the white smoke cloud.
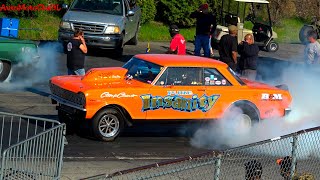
[0,42,61,91]
[189,58,320,158]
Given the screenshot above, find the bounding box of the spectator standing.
[238,34,259,80]
[218,25,238,71]
[166,25,186,55]
[304,30,320,67]
[66,29,88,75]
[190,3,216,57]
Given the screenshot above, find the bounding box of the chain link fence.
[0,111,66,180]
[82,126,320,180]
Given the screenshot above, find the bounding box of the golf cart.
[212,0,279,52]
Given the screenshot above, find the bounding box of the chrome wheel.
[238,114,252,128]
[0,61,3,74]
[98,114,120,138]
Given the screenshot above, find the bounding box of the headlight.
[60,21,71,29]
[21,47,32,53]
[104,25,120,34]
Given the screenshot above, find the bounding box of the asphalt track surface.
[0,41,307,162]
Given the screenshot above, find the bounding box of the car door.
[123,0,135,40]
[143,67,210,120]
[202,67,234,119]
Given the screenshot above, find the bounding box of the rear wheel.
[92,108,124,142]
[0,60,11,82]
[58,110,76,135]
[266,41,279,52]
[224,103,260,129]
[299,25,315,45]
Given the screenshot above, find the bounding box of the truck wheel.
[111,34,124,58]
[266,41,279,52]
[0,60,11,82]
[299,25,314,45]
[92,108,124,142]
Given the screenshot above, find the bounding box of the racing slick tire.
[92,108,124,142]
[224,103,260,128]
[0,60,11,82]
[58,110,76,135]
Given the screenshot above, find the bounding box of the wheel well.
[102,104,133,127]
[0,59,12,65]
[229,100,260,121]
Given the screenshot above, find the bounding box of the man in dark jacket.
[190,3,216,57]
[238,34,259,80]
[219,25,238,71]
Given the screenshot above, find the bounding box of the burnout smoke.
[190,56,320,155]
[0,42,61,91]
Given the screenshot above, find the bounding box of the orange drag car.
[49,54,292,141]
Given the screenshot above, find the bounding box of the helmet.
[169,25,179,37]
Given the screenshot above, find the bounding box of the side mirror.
[62,3,69,9]
[127,10,135,16]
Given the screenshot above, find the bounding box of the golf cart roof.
[235,0,269,3]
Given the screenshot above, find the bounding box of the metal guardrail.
[0,112,66,180]
[82,126,320,180]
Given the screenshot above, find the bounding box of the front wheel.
[0,60,11,82]
[92,108,124,142]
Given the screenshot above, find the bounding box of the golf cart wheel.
[92,108,124,142]
[0,60,11,82]
[299,25,314,45]
[266,41,279,52]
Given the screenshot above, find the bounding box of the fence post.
[290,134,298,179]
[214,153,222,180]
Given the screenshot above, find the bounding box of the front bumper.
[51,94,86,120]
[58,30,122,49]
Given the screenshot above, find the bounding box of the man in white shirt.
[304,30,320,66]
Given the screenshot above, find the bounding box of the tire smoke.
[0,42,61,91]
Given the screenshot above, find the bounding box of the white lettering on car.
[167,91,193,96]
[261,93,283,100]
[100,92,138,98]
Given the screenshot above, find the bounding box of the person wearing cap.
[190,3,217,58]
[166,24,186,55]
[218,25,238,71]
[238,33,259,80]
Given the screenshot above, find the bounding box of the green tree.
[137,0,156,24]
[156,0,207,27]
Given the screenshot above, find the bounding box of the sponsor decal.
[210,75,215,79]
[100,92,137,98]
[261,93,282,100]
[167,91,193,96]
[140,94,220,112]
[222,79,226,85]
[215,81,221,85]
[209,80,215,85]
[205,77,210,81]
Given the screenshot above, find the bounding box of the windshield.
[249,3,270,25]
[227,67,246,85]
[70,0,123,15]
[123,57,163,84]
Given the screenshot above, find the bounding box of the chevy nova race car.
[49,54,292,141]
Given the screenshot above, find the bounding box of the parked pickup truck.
[0,37,39,82]
[58,0,141,56]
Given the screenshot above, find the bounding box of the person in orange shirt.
[166,25,186,55]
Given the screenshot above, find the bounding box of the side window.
[156,67,203,86]
[204,68,231,86]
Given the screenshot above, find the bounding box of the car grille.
[50,83,85,107]
[72,22,105,34]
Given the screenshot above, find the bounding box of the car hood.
[63,10,123,25]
